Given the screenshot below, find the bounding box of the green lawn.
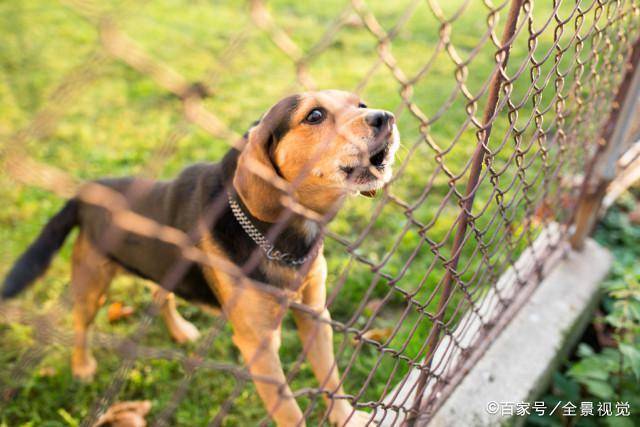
[1,1,637,425]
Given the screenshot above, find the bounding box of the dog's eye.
[358,102,367,108]
[304,108,325,124]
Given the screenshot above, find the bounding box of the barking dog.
[2,90,399,426]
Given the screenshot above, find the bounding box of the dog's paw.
[72,354,97,381]
[329,409,375,426]
[168,317,200,344]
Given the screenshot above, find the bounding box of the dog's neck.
[296,218,320,245]
[224,147,339,233]
[220,149,323,265]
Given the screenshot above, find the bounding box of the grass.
[1,0,637,425]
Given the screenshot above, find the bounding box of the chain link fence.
[1,0,639,425]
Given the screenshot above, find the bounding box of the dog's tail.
[2,199,79,299]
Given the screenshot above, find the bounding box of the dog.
[2,90,399,426]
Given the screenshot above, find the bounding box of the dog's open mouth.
[369,143,388,168]
[341,141,390,182]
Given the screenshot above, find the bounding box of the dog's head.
[234,90,400,222]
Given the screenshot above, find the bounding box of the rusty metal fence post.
[406,0,525,424]
[570,37,640,250]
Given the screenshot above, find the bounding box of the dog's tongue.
[360,189,377,198]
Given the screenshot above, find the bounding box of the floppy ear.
[233,95,299,222]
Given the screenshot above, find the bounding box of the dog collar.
[227,191,313,266]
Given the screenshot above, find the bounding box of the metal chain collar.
[227,191,311,266]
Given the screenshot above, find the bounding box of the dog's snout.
[365,111,394,135]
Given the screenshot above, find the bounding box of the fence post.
[405,1,525,424]
[569,37,640,250]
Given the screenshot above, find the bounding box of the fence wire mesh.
[1,0,639,426]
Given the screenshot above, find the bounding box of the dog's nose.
[365,111,395,135]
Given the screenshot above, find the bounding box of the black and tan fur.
[2,90,399,427]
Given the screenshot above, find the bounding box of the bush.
[528,191,640,427]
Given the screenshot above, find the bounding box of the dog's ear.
[233,95,299,222]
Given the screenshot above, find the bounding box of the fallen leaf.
[93,400,151,427]
[353,327,393,345]
[38,366,56,377]
[107,302,135,323]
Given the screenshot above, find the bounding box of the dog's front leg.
[292,255,373,426]
[208,270,305,426]
[232,322,304,426]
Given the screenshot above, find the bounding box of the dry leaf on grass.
[93,400,151,427]
[107,301,135,323]
[352,327,393,345]
[38,366,56,377]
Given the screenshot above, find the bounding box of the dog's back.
[2,161,223,306]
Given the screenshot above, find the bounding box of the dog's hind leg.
[70,232,116,381]
[151,285,200,344]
